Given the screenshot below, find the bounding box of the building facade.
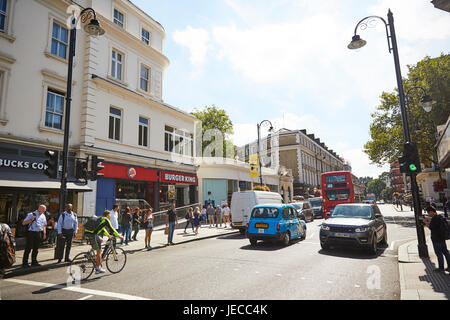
[0,0,199,234]
[237,128,346,197]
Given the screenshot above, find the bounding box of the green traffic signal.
[409,164,417,171]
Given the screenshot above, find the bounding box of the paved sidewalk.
[392,205,450,300]
[2,220,239,279]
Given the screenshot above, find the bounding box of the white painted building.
[0,0,200,235]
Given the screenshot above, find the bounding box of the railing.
[76,203,202,242]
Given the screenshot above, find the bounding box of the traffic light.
[75,158,88,181]
[90,155,104,181]
[399,142,421,174]
[43,150,59,179]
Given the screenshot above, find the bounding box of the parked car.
[292,201,315,222]
[309,197,324,218]
[230,191,283,234]
[246,204,307,246]
[320,203,387,255]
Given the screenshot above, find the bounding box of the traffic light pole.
[387,11,428,258]
[58,19,76,219]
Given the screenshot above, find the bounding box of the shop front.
[159,170,198,210]
[95,164,198,215]
[96,162,158,216]
[0,142,90,237]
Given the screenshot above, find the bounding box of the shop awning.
[0,179,93,191]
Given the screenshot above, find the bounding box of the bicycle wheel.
[69,252,95,281]
[106,247,127,274]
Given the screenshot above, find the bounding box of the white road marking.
[307,232,315,239]
[78,295,94,300]
[4,279,150,300]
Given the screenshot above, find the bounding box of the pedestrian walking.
[222,204,230,228]
[110,204,120,231]
[184,207,195,233]
[215,205,223,227]
[46,216,57,246]
[22,204,47,268]
[144,208,153,250]
[120,207,132,245]
[193,207,201,234]
[424,205,450,273]
[201,206,207,227]
[207,203,215,227]
[165,203,178,245]
[56,204,78,263]
[131,207,141,241]
[0,222,15,278]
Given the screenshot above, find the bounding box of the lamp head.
[419,94,435,112]
[84,18,105,36]
[347,34,367,50]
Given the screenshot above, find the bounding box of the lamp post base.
[418,243,429,259]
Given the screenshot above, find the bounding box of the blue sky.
[132,0,450,178]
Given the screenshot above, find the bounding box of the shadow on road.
[318,245,388,260]
[240,238,304,251]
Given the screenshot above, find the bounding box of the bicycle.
[69,237,127,281]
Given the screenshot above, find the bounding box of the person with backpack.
[0,222,16,277]
[84,210,124,274]
[22,204,47,268]
[424,205,450,273]
[56,203,78,263]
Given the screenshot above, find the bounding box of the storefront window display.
[0,189,74,237]
[115,180,155,212]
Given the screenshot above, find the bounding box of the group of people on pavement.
[204,203,231,228]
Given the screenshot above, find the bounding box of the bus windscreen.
[325,175,347,183]
[324,189,350,201]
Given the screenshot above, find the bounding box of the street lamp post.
[58,8,104,217]
[257,120,274,186]
[348,9,429,258]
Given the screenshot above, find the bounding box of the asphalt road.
[0,204,420,300]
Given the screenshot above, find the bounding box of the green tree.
[191,105,235,158]
[364,54,450,167]
[380,187,393,201]
[366,179,386,200]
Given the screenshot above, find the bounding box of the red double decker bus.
[321,171,364,219]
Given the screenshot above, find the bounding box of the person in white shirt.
[110,204,119,230]
[222,204,231,228]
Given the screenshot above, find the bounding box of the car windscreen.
[309,199,322,207]
[251,207,279,219]
[324,189,350,201]
[331,206,372,219]
[292,203,303,210]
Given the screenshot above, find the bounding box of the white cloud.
[172,26,210,67]
[340,148,389,178]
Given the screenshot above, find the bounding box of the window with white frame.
[140,64,150,92]
[138,116,149,147]
[141,28,150,45]
[108,107,121,141]
[0,0,7,32]
[111,49,123,81]
[50,21,68,59]
[113,8,124,28]
[45,89,65,130]
[164,125,193,156]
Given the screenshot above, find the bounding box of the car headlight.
[355,226,368,232]
[321,224,330,231]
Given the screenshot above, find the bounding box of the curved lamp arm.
[349,15,392,53]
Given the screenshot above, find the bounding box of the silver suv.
[320,203,387,255]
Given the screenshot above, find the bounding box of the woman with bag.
[144,208,153,250]
[131,207,141,241]
[184,207,194,233]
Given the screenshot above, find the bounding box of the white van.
[230,191,283,234]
